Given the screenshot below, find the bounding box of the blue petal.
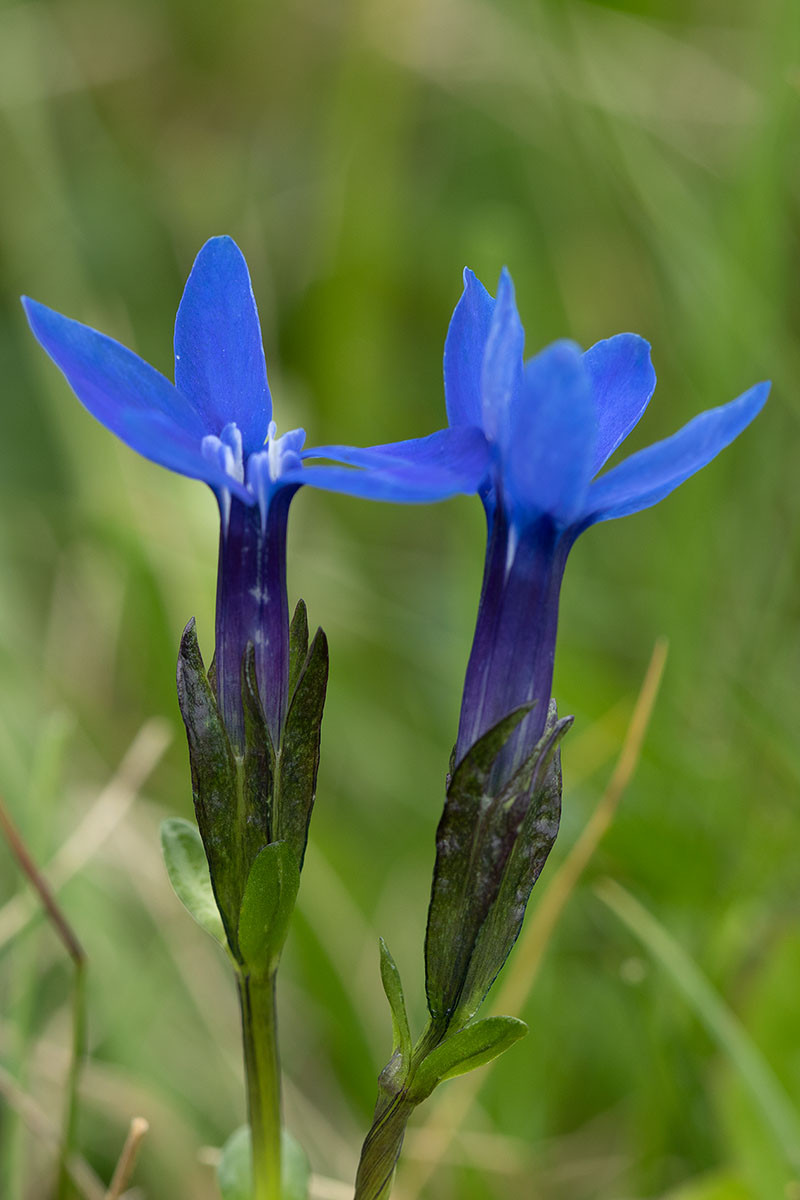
[482,268,525,446]
[584,333,656,474]
[584,381,770,524]
[506,340,597,527]
[443,268,495,429]
[21,297,252,500]
[295,427,491,502]
[174,236,271,454]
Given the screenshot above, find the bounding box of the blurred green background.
[1,0,799,1197]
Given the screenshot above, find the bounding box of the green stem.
[238,971,282,1200]
[353,1092,416,1200]
[354,1023,443,1200]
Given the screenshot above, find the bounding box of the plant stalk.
[353,1092,416,1200]
[238,971,282,1200]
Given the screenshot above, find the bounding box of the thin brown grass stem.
[105,1116,149,1200]
[0,794,88,1200]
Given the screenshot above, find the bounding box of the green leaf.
[238,842,300,976]
[450,710,572,1027]
[240,643,275,845]
[176,618,241,946]
[217,1125,250,1200]
[287,600,309,699]
[409,1016,527,1103]
[273,626,328,865]
[216,1126,310,1200]
[425,701,570,1026]
[282,1129,312,1200]
[161,818,226,946]
[379,938,412,1062]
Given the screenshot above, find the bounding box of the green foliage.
[273,625,328,866]
[425,702,570,1027]
[409,1016,528,1102]
[175,617,247,947]
[378,937,412,1062]
[3,1,799,1196]
[160,817,227,947]
[238,842,301,977]
[217,1126,310,1200]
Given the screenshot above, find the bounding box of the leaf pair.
[162,821,299,976]
[377,938,527,1104]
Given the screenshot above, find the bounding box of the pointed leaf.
[379,938,412,1063]
[216,1126,310,1200]
[160,818,226,946]
[217,1125,250,1200]
[238,842,300,976]
[176,618,241,947]
[409,1016,527,1102]
[241,643,274,850]
[288,599,309,699]
[273,627,328,865]
[450,710,572,1027]
[282,1129,312,1200]
[424,704,534,1024]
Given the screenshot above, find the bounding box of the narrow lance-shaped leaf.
[273,626,328,865]
[287,599,309,699]
[408,1016,528,1103]
[160,818,226,947]
[176,618,240,947]
[379,938,412,1065]
[424,704,534,1026]
[237,841,300,977]
[240,643,274,857]
[450,708,572,1027]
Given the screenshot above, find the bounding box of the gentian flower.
[22,237,489,751]
[445,268,769,780]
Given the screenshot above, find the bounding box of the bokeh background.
[1,1,799,1197]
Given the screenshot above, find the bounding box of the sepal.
[451,707,570,1026]
[287,599,309,697]
[425,700,571,1027]
[273,623,328,865]
[176,618,242,947]
[240,643,275,845]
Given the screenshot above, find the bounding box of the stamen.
[246,425,307,530]
[202,421,245,530]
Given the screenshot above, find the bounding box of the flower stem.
[353,1092,416,1200]
[238,971,282,1200]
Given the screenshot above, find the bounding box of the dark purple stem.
[214,489,296,751]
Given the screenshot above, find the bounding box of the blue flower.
[23,237,488,748]
[445,267,769,777]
